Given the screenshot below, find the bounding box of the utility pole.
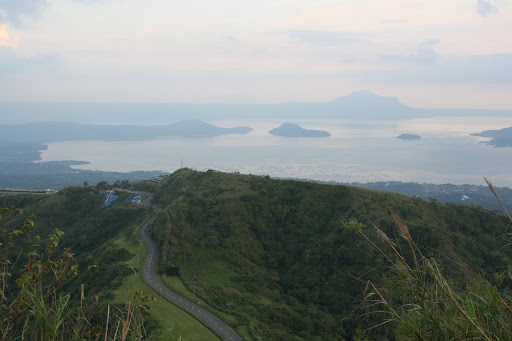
[226,302,232,315]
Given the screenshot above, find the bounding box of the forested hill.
[0,187,154,336]
[151,169,512,340]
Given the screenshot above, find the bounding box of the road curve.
[138,207,244,341]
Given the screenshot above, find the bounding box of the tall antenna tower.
[181,155,183,169]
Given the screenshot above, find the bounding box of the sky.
[0,0,511,108]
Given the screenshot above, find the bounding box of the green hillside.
[2,171,511,340]
[0,186,219,340]
[150,169,512,340]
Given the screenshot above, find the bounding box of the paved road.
[138,205,244,341]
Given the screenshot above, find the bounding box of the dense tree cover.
[357,212,512,341]
[151,169,512,340]
[0,187,146,253]
[0,187,156,339]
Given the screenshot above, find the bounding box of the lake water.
[38,117,512,187]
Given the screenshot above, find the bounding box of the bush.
[0,207,154,340]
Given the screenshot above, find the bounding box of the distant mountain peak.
[347,89,379,97]
[168,119,212,128]
[280,122,300,128]
[323,90,411,119]
[333,89,400,103]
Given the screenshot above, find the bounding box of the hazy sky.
[0,0,511,108]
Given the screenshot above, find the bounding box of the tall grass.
[357,179,512,340]
[0,207,153,340]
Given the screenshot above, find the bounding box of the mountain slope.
[150,169,512,340]
[0,187,147,300]
[0,187,220,340]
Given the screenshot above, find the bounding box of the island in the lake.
[269,123,331,137]
[471,127,512,147]
[397,133,421,140]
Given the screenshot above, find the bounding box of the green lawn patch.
[113,228,220,341]
[161,275,238,326]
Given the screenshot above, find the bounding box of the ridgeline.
[2,170,511,340]
[150,169,512,340]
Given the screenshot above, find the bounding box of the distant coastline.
[471,127,512,147]
[0,120,253,143]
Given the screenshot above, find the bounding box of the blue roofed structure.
[103,192,119,207]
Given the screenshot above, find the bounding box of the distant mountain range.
[0,120,252,143]
[3,90,511,123]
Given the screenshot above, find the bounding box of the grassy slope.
[150,169,512,341]
[112,227,220,341]
[0,188,219,340]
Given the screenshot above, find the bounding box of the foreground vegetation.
[358,212,512,340]
[359,179,512,340]
[2,170,511,340]
[150,169,512,340]
[0,183,222,340]
[0,207,154,340]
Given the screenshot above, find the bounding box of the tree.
[358,180,512,340]
[0,207,153,340]
[96,181,110,190]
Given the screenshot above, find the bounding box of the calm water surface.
[39,117,512,186]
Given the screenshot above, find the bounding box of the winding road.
[137,203,243,341]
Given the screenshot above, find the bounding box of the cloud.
[382,19,406,24]
[476,0,498,17]
[73,0,105,4]
[0,47,62,76]
[220,36,268,57]
[280,30,360,45]
[0,0,48,25]
[0,23,18,48]
[361,53,512,84]
[434,54,512,83]
[381,40,440,65]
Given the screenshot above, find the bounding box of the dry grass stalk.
[363,212,502,341]
[484,177,512,222]
[373,224,412,273]
[391,211,413,243]
[112,320,120,341]
[104,304,110,341]
[374,225,392,245]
